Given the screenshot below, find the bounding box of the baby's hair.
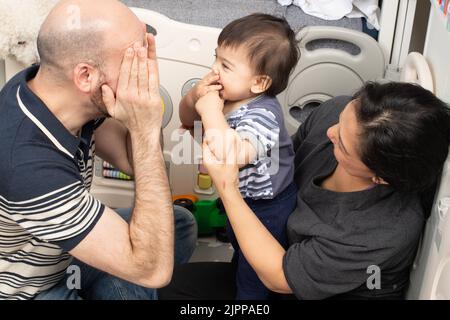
[218,13,299,96]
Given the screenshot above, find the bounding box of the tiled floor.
[189,235,234,263]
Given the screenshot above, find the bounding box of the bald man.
[0,0,197,299]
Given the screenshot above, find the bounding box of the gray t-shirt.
[283,96,425,299]
[225,95,294,200]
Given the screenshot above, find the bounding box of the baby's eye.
[222,63,229,70]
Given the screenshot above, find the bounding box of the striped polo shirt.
[225,95,295,200]
[0,65,105,299]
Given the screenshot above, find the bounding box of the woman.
[159,82,450,300]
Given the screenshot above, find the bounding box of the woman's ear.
[371,176,389,185]
[250,75,272,94]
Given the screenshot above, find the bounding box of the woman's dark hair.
[353,82,450,193]
[218,13,299,96]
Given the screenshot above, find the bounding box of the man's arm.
[95,118,133,176]
[71,130,173,287]
[71,35,174,288]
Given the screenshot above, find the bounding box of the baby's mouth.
[217,82,224,96]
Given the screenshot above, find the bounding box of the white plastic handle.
[430,256,450,299]
[400,52,434,93]
[298,26,379,57]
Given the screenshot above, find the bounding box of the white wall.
[424,1,450,103]
[408,1,450,300]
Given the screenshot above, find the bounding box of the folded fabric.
[348,0,380,30]
[294,0,353,20]
[277,0,294,5]
[277,0,380,30]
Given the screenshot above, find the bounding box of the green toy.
[173,197,227,237]
[193,199,226,235]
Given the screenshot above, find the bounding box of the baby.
[179,13,299,299]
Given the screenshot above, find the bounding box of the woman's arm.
[202,138,292,293]
[197,92,257,168]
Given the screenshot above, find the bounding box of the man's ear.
[73,63,98,94]
[250,75,272,94]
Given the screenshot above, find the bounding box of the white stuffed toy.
[0,0,59,65]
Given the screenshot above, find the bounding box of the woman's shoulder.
[394,192,426,241]
[351,190,425,254]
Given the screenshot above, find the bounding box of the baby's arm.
[196,92,258,168]
[235,140,258,168]
[234,108,280,168]
[179,71,222,128]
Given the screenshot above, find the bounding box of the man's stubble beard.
[90,72,111,118]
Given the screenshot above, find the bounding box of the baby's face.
[212,45,257,102]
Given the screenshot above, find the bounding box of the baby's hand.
[192,70,222,103]
[195,90,224,117]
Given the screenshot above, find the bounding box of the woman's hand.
[202,131,239,194]
[102,33,162,134]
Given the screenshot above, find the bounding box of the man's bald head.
[37,0,144,77]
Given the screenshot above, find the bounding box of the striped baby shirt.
[225,95,295,200]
